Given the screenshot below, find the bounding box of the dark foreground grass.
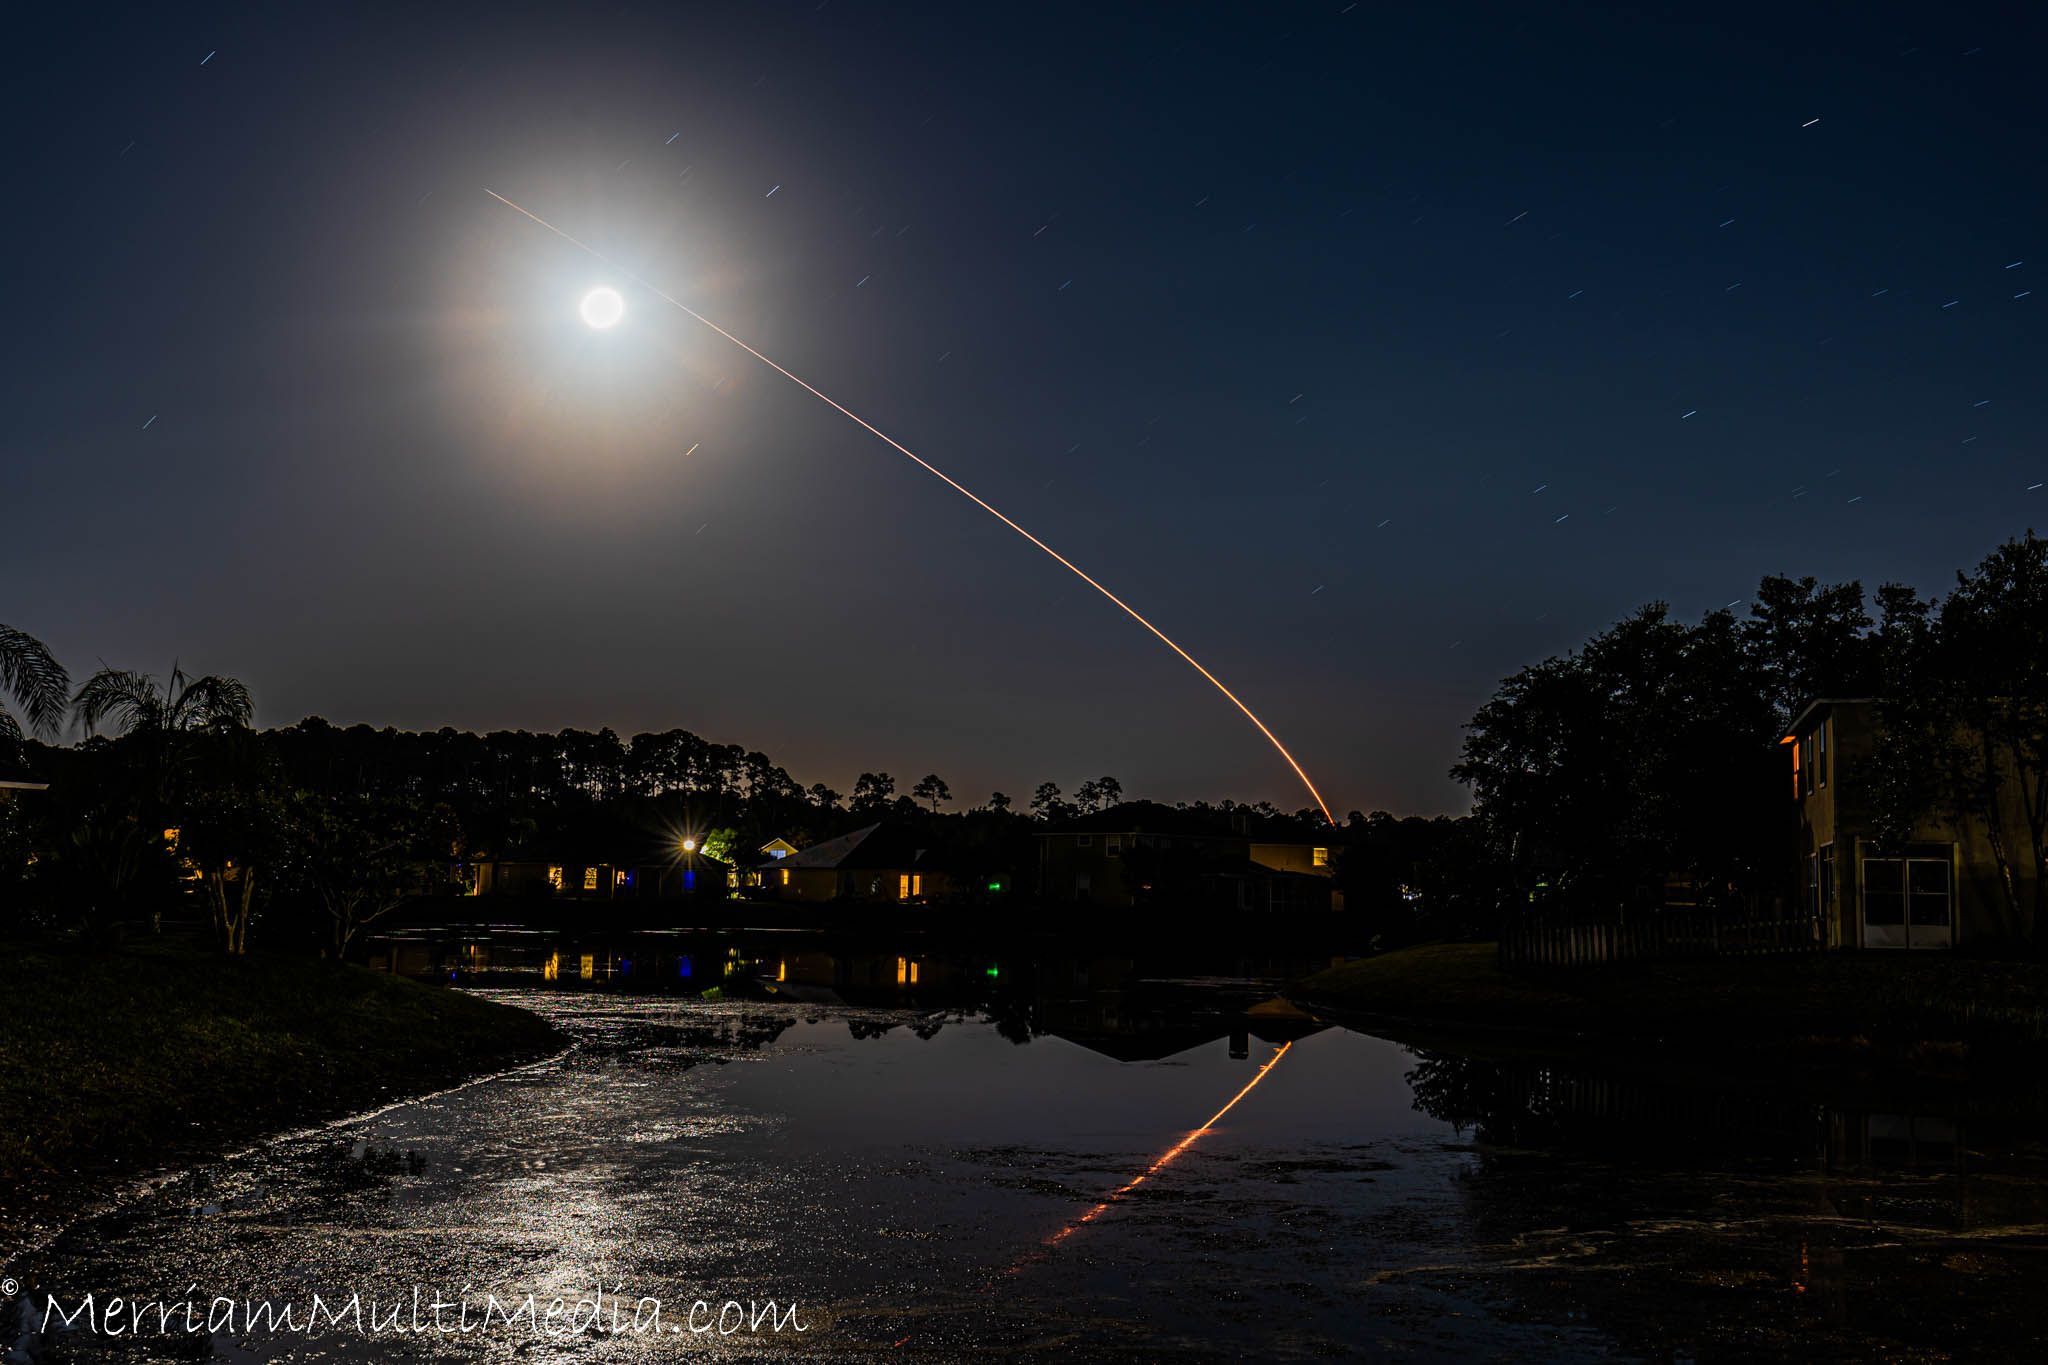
[0,939,561,1240]
[1292,943,2048,1062]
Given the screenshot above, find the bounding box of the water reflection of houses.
[365,930,1336,1063]
[1412,1048,2048,1358]
[1403,1049,2020,1184]
[1026,952,1329,1059]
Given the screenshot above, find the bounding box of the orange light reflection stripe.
[1007,1039,1294,1277]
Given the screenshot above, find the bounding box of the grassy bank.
[1292,943,2048,1067]
[0,940,561,1240]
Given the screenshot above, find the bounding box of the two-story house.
[1784,697,2036,949]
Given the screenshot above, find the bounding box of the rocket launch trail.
[483,189,1335,823]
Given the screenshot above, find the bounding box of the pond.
[6,931,2046,1360]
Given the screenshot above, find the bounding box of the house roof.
[0,757,47,791]
[769,822,938,871]
[1783,696,1877,742]
[1040,801,1246,837]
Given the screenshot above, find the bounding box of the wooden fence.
[1498,905,1822,967]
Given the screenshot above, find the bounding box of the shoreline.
[1288,942,2048,1104]
[0,941,563,1258]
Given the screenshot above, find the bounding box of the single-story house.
[751,822,951,904]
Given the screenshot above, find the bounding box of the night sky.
[4,3,2041,816]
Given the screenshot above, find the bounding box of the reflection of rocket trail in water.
[1006,1040,1295,1278]
[483,189,1334,823]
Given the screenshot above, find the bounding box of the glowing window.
[1790,743,1802,800]
[1313,847,1330,868]
[912,874,922,897]
[780,868,790,886]
[910,961,920,984]
[583,867,599,891]
[615,869,630,887]
[896,955,909,985]
[579,954,595,980]
[547,865,564,891]
[899,874,912,899]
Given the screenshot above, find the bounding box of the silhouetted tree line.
[1452,531,2048,944]
[6,644,1479,949]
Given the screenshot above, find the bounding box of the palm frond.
[175,673,255,731]
[72,667,164,737]
[0,624,71,736]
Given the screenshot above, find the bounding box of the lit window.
[579,954,595,980]
[583,867,599,891]
[547,865,564,891]
[780,868,790,886]
[615,869,630,886]
[896,955,909,985]
[911,874,922,897]
[1790,743,1801,800]
[899,873,912,899]
[910,961,920,984]
[1313,847,1330,868]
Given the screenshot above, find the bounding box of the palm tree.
[0,623,70,742]
[73,665,253,739]
[72,664,261,949]
[72,664,256,812]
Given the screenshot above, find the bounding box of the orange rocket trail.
[483,189,1335,823]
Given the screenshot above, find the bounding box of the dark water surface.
[7,932,2047,1361]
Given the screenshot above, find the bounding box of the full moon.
[579,286,624,329]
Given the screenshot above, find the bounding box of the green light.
[985,965,1000,978]
[987,881,1002,891]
